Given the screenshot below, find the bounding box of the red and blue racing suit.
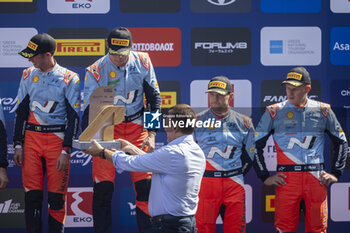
[82,51,161,233]
[194,109,256,233]
[254,99,348,233]
[13,63,80,233]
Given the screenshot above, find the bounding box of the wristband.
[62,147,72,154]
[15,145,22,149]
[148,131,156,136]
[99,149,106,159]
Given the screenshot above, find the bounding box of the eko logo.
[47,0,110,14]
[65,187,93,227]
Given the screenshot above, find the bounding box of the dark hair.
[167,104,197,134]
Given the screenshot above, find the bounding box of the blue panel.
[269,40,283,54]
[261,0,321,13]
[330,27,350,66]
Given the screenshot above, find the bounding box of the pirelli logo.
[209,81,227,89]
[161,92,176,108]
[111,38,129,47]
[28,41,38,51]
[286,72,303,81]
[55,39,105,56]
[265,195,275,212]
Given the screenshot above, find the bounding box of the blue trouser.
[151,214,197,233]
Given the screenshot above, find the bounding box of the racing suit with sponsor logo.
[82,51,161,233]
[13,64,80,233]
[254,99,348,233]
[194,108,256,233]
[0,100,8,170]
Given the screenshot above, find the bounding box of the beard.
[211,105,229,115]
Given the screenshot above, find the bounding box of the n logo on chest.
[31,101,58,113]
[287,136,316,150]
[114,90,138,105]
[208,145,237,159]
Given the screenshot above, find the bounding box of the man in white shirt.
[86,104,206,233]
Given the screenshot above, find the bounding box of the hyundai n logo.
[207,0,236,6]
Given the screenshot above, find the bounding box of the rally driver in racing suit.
[13,33,81,233]
[82,27,161,233]
[254,67,348,233]
[194,76,258,233]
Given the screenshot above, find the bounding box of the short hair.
[167,104,197,135]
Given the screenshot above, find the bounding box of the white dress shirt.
[112,134,206,217]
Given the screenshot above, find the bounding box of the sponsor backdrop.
[0,1,349,232]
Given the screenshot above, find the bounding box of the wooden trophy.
[73,86,124,150]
